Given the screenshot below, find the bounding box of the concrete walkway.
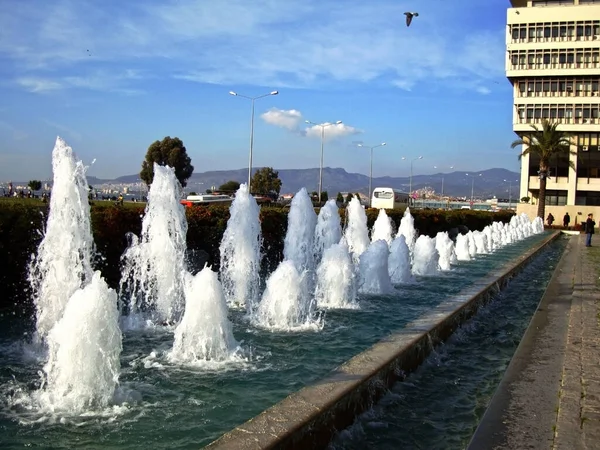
[469,233,600,449]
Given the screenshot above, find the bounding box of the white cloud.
[261,108,361,140]
[42,119,82,141]
[476,86,492,95]
[1,0,507,92]
[261,108,303,130]
[305,122,361,140]
[16,77,62,93]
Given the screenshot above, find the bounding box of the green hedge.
[0,202,513,313]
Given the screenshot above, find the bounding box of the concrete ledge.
[205,231,561,450]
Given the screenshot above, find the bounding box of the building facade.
[507,0,600,220]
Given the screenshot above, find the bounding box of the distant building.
[507,0,600,218]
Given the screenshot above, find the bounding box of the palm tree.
[510,119,574,219]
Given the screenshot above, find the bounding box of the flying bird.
[404,12,419,27]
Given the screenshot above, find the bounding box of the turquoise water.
[0,232,552,449]
[329,235,567,450]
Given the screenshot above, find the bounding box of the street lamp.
[305,119,343,204]
[434,165,454,197]
[358,142,386,207]
[229,90,279,192]
[466,173,482,204]
[404,156,423,206]
[504,178,518,210]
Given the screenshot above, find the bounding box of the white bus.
[371,187,410,209]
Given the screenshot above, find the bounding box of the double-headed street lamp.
[305,119,343,204]
[229,90,279,191]
[358,142,386,207]
[466,173,482,204]
[434,165,454,197]
[504,178,518,210]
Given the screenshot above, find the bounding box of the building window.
[544,190,567,206]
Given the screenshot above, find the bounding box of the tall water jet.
[219,183,262,312]
[255,261,320,330]
[284,188,317,272]
[37,272,122,413]
[473,231,489,254]
[358,240,394,294]
[120,164,187,324]
[435,231,457,271]
[313,199,342,263]
[412,235,439,276]
[29,136,94,341]
[371,209,394,245]
[344,197,370,263]
[388,235,413,284]
[168,268,239,363]
[397,207,417,254]
[315,242,357,309]
[455,233,471,261]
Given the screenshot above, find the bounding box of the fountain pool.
[0,232,551,449]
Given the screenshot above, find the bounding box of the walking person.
[546,213,554,227]
[563,212,571,228]
[585,213,596,247]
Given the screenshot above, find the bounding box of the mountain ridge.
[86,167,520,199]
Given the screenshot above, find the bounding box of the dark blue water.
[0,232,554,449]
[329,235,567,450]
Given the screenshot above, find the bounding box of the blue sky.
[0,0,517,182]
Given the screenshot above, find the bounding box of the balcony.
[528,176,569,190]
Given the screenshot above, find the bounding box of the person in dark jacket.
[563,212,570,228]
[547,213,554,226]
[585,213,596,247]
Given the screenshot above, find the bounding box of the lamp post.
[229,90,279,192]
[434,165,454,197]
[466,173,482,205]
[504,178,518,210]
[305,119,343,204]
[358,142,386,207]
[405,156,423,206]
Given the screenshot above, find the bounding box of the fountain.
[435,232,457,271]
[37,272,122,413]
[344,197,370,263]
[455,233,471,261]
[0,135,555,448]
[388,235,414,284]
[313,199,342,263]
[412,235,440,276]
[219,183,262,312]
[254,261,320,330]
[120,164,188,324]
[397,207,417,256]
[28,137,94,340]
[315,242,358,309]
[284,188,317,272]
[371,209,394,245]
[168,268,240,364]
[358,240,394,294]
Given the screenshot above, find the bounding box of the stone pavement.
[554,233,600,449]
[469,233,600,450]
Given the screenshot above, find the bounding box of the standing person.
[563,212,570,228]
[547,213,554,226]
[585,213,596,247]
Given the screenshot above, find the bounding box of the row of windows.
[516,104,600,121]
[575,133,600,146]
[510,21,600,42]
[516,77,600,97]
[541,191,600,207]
[532,0,600,5]
[509,48,600,70]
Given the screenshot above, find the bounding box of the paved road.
[469,233,600,450]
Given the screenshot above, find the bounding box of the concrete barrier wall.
[205,231,562,450]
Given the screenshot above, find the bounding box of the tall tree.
[27,180,42,191]
[250,167,282,196]
[510,119,574,219]
[336,192,344,203]
[218,180,241,192]
[140,136,194,187]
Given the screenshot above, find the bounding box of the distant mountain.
[107,167,520,199]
